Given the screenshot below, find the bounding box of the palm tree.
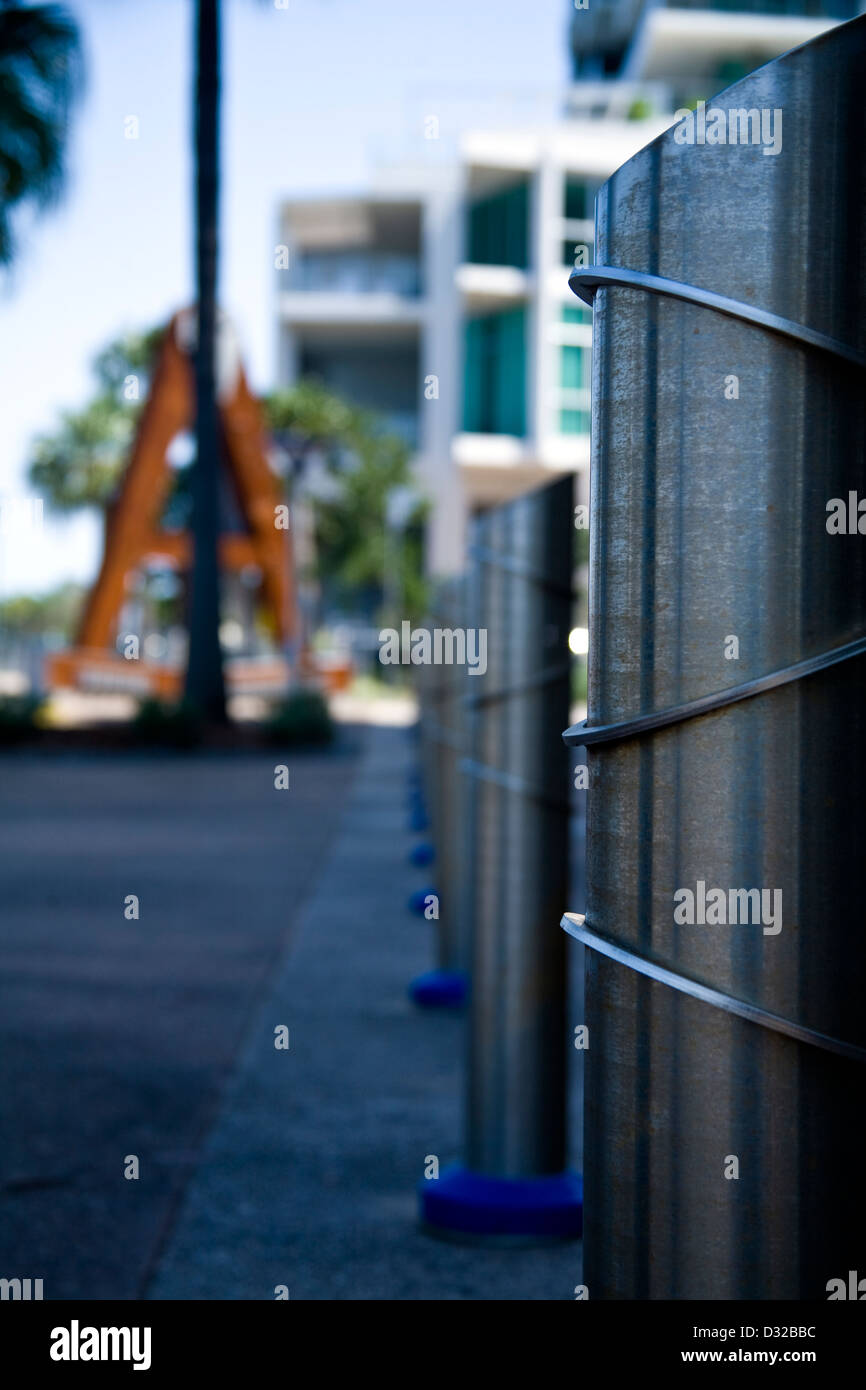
[0,0,82,266]
[184,0,226,722]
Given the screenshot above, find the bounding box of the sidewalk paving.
[148,724,584,1301]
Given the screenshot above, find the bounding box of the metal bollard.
[422,476,582,1239]
[562,17,866,1298]
[409,580,470,1008]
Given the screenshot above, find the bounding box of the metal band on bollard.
[565,631,866,748]
[569,264,866,370]
[562,913,866,1066]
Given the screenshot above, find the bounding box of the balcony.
[627,0,844,87]
[285,251,421,298]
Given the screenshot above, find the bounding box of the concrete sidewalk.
[149,724,583,1301]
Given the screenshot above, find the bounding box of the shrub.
[0,695,41,744]
[266,689,333,747]
[132,698,202,748]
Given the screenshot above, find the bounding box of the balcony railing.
[285,252,421,298]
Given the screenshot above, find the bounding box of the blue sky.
[0,0,569,597]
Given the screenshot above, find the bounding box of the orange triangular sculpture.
[48,312,297,700]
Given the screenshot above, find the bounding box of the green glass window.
[562,304,593,325]
[561,345,589,391]
[564,239,594,268]
[467,183,529,269]
[560,408,591,435]
[463,308,526,436]
[564,178,589,221]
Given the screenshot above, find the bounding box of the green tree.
[28,327,162,510]
[0,0,82,266]
[266,383,428,622]
[0,582,84,640]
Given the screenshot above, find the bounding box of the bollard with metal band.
[562,17,866,1298]
[421,476,582,1239]
[410,581,470,1008]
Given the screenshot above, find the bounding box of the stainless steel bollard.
[422,476,582,1238]
[563,16,866,1298]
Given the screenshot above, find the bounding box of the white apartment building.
[275,1,861,577]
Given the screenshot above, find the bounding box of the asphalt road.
[0,740,359,1299]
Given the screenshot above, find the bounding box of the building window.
[467,183,529,269]
[557,321,591,435]
[564,179,590,221]
[463,308,526,436]
[563,238,596,268]
[561,344,589,392]
[563,178,595,268]
[560,409,591,435]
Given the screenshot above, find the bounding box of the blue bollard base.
[408,841,435,868]
[420,1164,583,1243]
[408,886,438,916]
[408,970,468,1009]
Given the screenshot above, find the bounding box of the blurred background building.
[275,0,860,578]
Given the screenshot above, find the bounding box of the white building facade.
[275,1,861,577]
